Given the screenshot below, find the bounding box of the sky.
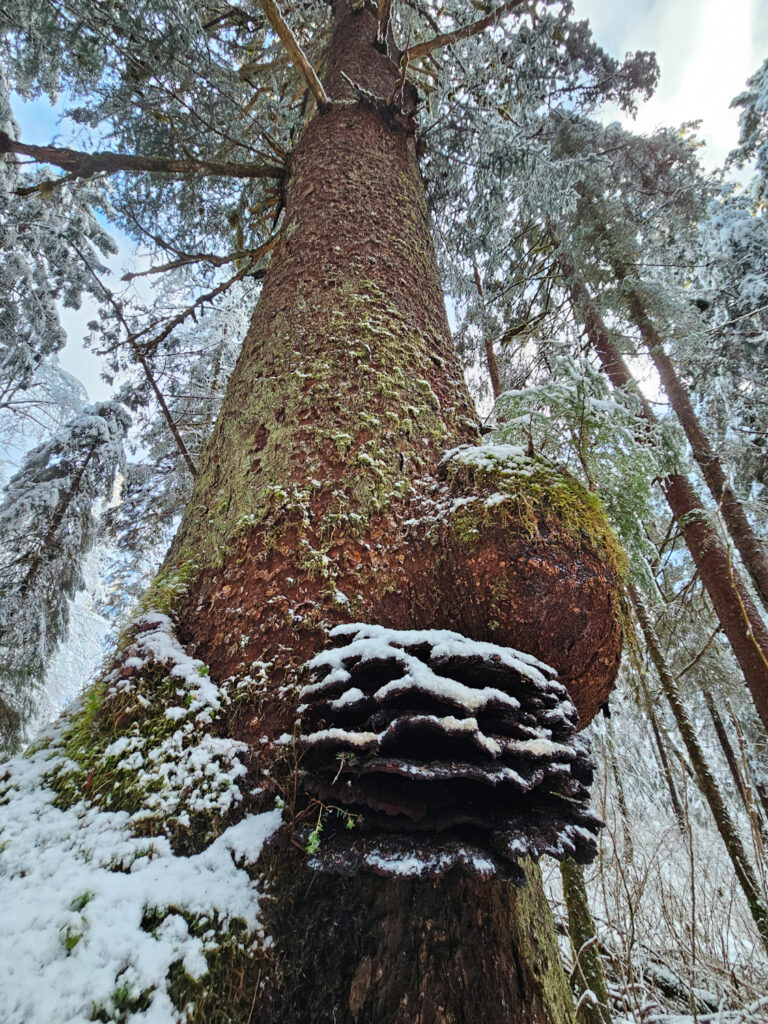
[574,0,767,170]
[11,0,768,408]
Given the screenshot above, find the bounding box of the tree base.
[258,849,575,1024]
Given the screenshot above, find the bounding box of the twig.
[120,236,277,282]
[707,302,768,334]
[122,256,265,359]
[257,0,331,111]
[63,237,199,478]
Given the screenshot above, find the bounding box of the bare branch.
[0,132,284,182]
[120,236,278,282]
[60,235,199,477]
[238,55,289,80]
[403,0,529,63]
[135,352,199,478]
[257,0,331,111]
[126,254,270,358]
[14,172,83,198]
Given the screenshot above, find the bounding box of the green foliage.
[305,818,323,856]
[140,560,199,616]
[495,354,685,578]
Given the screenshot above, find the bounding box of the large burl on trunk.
[156,3,623,1020]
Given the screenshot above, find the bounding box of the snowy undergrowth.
[543,681,768,1023]
[0,612,282,1023]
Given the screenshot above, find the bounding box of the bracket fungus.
[293,624,601,882]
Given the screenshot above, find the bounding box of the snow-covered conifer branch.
[403,0,529,62]
[0,402,130,752]
[0,131,285,183]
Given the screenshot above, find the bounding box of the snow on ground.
[0,724,281,1023]
[0,612,282,1024]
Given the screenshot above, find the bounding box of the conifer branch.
[403,0,529,62]
[257,0,331,111]
[0,132,284,184]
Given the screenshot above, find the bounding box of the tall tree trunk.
[549,230,768,735]
[136,6,626,1020]
[560,858,613,1024]
[613,262,768,614]
[635,667,687,833]
[629,584,768,953]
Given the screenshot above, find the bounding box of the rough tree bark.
[139,5,624,1021]
[549,231,768,735]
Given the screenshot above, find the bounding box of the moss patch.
[439,444,627,578]
[48,616,259,855]
[160,280,476,608]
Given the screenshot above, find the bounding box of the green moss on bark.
[163,281,476,598]
[440,445,626,577]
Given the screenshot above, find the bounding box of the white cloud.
[575,0,766,168]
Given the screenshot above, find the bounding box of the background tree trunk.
[614,263,768,615]
[629,584,768,953]
[561,857,613,1024]
[549,231,768,734]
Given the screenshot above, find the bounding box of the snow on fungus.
[292,623,602,882]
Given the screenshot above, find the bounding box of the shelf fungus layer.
[292,623,602,882]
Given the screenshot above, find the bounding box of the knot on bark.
[293,624,602,882]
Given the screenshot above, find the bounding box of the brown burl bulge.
[292,624,602,883]
[391,445,624,729]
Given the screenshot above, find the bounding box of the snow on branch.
[0,401,130,752]
[0,132,285,190]
[289,624,601,882]
[403,0,529,63]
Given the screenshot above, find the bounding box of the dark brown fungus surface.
[291,624,602,882]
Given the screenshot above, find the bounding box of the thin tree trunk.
[613,263,768,614]
[703,688,752,814]
[639,672,687,833]
[560,858,613,1024]
[475,262,503,400]
[725,697,768,862]
[486,335,502,400]
[549,229,768,735]
[605,726,633,862]
[629,584,768,953]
